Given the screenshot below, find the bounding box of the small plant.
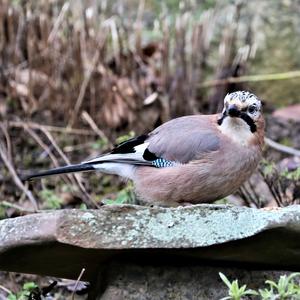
[79,203,88,210]
[7,281,57,300]
[102,183,135,205]
[281,167,300,181]
[7,282,38,300]
[260,273,300,299]
[0,204,6,219]
[91,138,109,150]
[219,272,258,300]
[115,131,135,145]
[239,160,300,208]
[39,189,62,209]
[219,272,300,300]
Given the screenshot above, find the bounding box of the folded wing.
[85,115,220,166]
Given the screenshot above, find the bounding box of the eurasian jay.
[24,91,264,206]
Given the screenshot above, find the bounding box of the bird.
[24,91,264,206]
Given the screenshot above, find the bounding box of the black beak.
[227,104,240,117]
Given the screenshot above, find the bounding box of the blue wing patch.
[151,158,176,168]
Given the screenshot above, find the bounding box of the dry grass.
[0,0,257,128]
[1,0,299,210]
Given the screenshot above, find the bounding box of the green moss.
[39,189,62,209]
[279,137,293,147]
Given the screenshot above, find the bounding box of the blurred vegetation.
[0,0,299,212]
[7,282,38,300]
[0,0,300,206]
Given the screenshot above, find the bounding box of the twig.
[68,29,108,128]
[0,141,38,211]
[0,200,40,213]
[0,284,12,295]
[265,137,300,157]
[71,268,86,300]
[23,126,61,170]
[7,121,97,136]
[68,48,100,128]
[81,111,113,147]
[23,125,79,191]
[40,128,71,166]
[258,169,281,207]
[39,127,100,208]
[200,70,300,88]
[48,2,70,43]
[0,123,12,162]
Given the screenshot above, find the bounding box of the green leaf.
[239,284,247,293]
[219,272,232,289]
[92,138,108,150]
[115,131,135,144]
[39,189,62,209]
[79,203,87,210]
[259,288,274,299]
[243,289,259,296]
[231,280,239,296]
[23,282,37,290]
[287,273,300,282]
[266,279,279,290]
[102,183,134,205]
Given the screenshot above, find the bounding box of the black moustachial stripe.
[111,134,149,154]
[218,111,256,133]
[240,113,257,133]
[217,112,227,125]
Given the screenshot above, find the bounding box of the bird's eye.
[248,105,257,114]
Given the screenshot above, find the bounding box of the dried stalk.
[7,121,97,136]
[39,127,100,208]
[200,70,300,88]
[0,200,39,213]
[68,31,107,128]
[265,137,300,157]
[0,284,12,295]
[0,123,12,162]
[47,2,70,43]
[71,268,86,300]
[81,110,113,147]
[0,141,38,211]
[23,125,62,171]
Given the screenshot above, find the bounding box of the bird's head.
[218,91,263,133]
[218,91,264,146]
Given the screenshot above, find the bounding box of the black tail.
[22,163,95,181]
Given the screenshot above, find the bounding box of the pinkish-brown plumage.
[134,114,264,206]
[25,91,265,207]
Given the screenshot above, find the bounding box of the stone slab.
[0,205,300,280]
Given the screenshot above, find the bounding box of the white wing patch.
[93,162,136,179]
[82,142,150,164]
[80,142,151,178]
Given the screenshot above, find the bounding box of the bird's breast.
[133,142,261,206]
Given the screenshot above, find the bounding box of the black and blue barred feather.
[151,158,176,168]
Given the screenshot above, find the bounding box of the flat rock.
[0,204,300,280]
